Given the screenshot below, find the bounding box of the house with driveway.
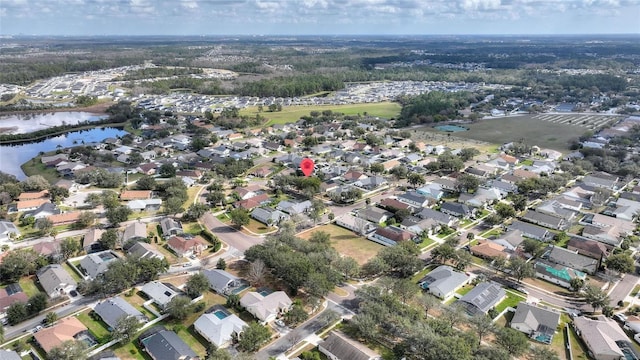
[573,316,638,360]
[319,331,381,360]
[140,282,181,310]
[240,291,292,324]
[418,265,469,299]
[194,310,247,348]
[94,296,146,330]
[36,264,77,298]
[458,282,506,315]
[33,317,89,356]
[510,302,560,344]
[139,326,198,360]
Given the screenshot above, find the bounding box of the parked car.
[614,313,628,323]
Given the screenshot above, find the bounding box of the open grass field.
[417,114,619,152]
[298,224,383,265]
[76,310,111,343]
[240,102,402,126]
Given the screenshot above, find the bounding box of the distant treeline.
[115,67,203,81]
[235,74,344,97]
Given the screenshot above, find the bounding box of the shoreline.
[0,121,128,145]
[0,101,114,117]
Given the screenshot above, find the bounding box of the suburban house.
[508,221,552,241]
[0,221,20,242]
[36,264,77,298]
[493,230,525,250]
[276,200,312,215]
[418,265,469,299]
[440,202,472,218]
[582,225,625,247]
[510,302,560,344]
[0,350,20,360]
[400,216,439,236]
[417,183,445,200]
[546,246,599,275]
[0,284,28,314]
[159,218,183,237]
[470,240,510,260]
[202,269,241,295]
[369,226,414,246]
[357,207,393,224]
[521,210,567,230]
[80,251,119,279]
[335,213,374,235]
[17,190,49,201]
[140,327,199,360]
[573,316,637,360]
[140,282,181,310]
[319,331,381,360]
[458,282,506,315]
[127,242,165,260]
[567,237,609,263]
[535,261,587,288]
[194,310,248,348]
[120,190,152,201]
[415,208,458,227]
[240,291,292,324]
[379,198,412,212]
[167,235,208,257]
[33,317,88,355]
[582,172,619,191]
[46,211,82,226]
[397,191,430,208]
[83,228,105,252]
[94,296,146,330]
[251,207,289,226]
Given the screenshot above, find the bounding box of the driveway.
[609,273,639,307]
[200,212,264,253]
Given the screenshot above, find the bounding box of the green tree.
[59,237,81,260]
[507,257,535,283]
[185,273,210,298]
[47,340,87,360]
[529,346,560,360]
[334,256,359,280]
[521,238,547,258]
[164,197,185,216]
[584,284,609,312]
[369,163,384,174]
[496,327,529,357]
[112,315,141,343]
[495,202,516,219]
[455,174,480,193]
[6,302,28,325]
[606,253,635,274]
[106,206,132,226]
[28,293,48,314]
[407,173,425,188]
[469,313,495,345]
[99,229,119,250]
[206,191,225,207]
[570,277,585,293]
[45,312,58,325]
[166,296,192,320]
[159,163,176,178]
[136,175,157,190]
[38,218,54,236]
[49,186,69,202]
[229,208,250,229]
[226,293,240,310]
[237,322,271,352]
[75,211,96,228]
[284,304,308,326]
[216,258,227,270]
[22,175,50,191]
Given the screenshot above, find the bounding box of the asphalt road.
[609,273,639,307]
[201,212,264,253]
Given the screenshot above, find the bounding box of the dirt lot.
[298,224,383,265]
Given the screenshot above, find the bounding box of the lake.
[0,112,108,134]
[0,127,128,180]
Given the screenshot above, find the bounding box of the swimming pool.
[434,125,468,132]
[213,310,229,320]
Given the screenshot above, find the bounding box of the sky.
[1,0,639,36]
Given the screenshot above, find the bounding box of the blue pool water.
[435,125,468,132]
[535,333,552,344]
[259,290,271,297]
[213,310,229,320]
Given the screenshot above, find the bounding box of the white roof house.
[140,282,180,309]
[574,316,632,360]
[418,265,469,299]
[240,291,292,323]
[194,311,247,348]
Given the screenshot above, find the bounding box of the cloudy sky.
[1,0,638,36]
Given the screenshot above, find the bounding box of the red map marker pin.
[300,158,315,177]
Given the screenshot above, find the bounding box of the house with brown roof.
[513,168,539,180]
[17,190,49,201]
[470,240,509,260]
[500,154,519,166]
[167,235,208,257]
[379,198,412,212]
[120,190,152,201]
[33,317,88,354]
[370,226,414,246]
[252,167,273,178]
[0,285,28,314]
[567,237,610,262]
[33,240,61,258]
[343,170,367,182]
[83,228,105,252]
[16,198,50,212]
[46,211,82,226]
[235,193,270,211]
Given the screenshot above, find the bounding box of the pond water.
[0,112,108,134]
[434,124,468,132]
[0,127,128,180]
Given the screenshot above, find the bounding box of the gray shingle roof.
[202,269,239,294]
[94,296,144,329]
[319,331,380,360]
[141,329,198,360]
[511,302,560,336]
[458,282,506,315]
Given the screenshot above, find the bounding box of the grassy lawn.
[418,114,618,152]
[111,340,150,360]
[480,228,503,238]
[631,285,640,297]
[124,291,158,319]
[184,185,204,208]
[62,263,83,282]
[21,158,61,184]
[456,284,475,297]
[459,219,473,228]
[520,159,534,166]
[416,237,435,249]
[495,309,514,328]
[76,310,111,343]
[240,102,402,126]
[410,265,437,283]
[183,222,204,235]
[298,224,383,265]
[18,277,41,297]
[522,277,568,295]
[568,325,589,360]
[494,291,526,314]
[243,218,277,234]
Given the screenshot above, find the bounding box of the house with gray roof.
[0,350,21,360]
[319,331,381,360]
[458,282,506,315]
[521,210,567,230]
[511,302,560,344]
[36,264,77,298]
[358,207,392,224]
[194,311,247,348]
[397,191,430,208]
[582,172,619,191]
[276,200,312,215]
[94,296,145,330]
[80,251,118,279]
[440,202,472,218]
[159,218,183,237]
[417,183,445,200]
[508,220,552,241]
[400,216,439,236]
[418,265,469,299]
[127,242,164,260]
[493,230,524,250]
[546,246,598,275]
[83,228,105,252]
[250,207,289,226]
[574,316,637,360]
[0,221,19,242]
[140,327,198,360]
[415,208,458,227]
[202,269,241,295]
[140,282,181,310]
